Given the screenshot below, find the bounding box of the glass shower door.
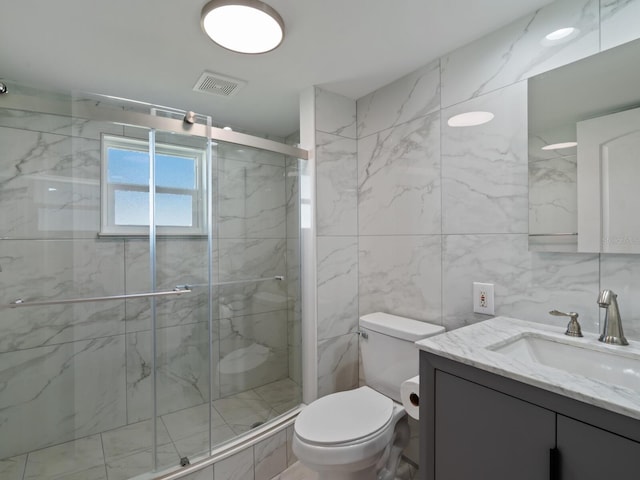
[146,129,214,469]
[0,81,304,480]
[0,86,147,479]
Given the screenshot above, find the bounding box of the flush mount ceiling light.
[447,111,495,127]
[541,141,578,150]
[201,0,285,54]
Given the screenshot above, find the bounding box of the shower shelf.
[5,287,192,308]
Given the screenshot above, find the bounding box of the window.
[101,135,206,235]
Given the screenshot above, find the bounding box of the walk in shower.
[0,81,307,479]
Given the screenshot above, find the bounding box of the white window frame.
[100,134,206,236]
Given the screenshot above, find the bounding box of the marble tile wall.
[440,0,600,108]
[346,0,640,345]
[313,89,360,398]
[296,1,640,473]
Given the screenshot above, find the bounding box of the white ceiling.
[0,0,552,138]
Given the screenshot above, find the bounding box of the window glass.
[102,135,204,234]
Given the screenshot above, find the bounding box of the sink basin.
[489,333,640,392]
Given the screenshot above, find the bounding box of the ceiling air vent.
[193,71,246,97]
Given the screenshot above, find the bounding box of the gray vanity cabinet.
[557,415,640,479]
[420,352,640,480]
[434,371,555,479]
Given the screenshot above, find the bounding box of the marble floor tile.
[161,403,227,442]
[270,461,317,480]
[254,378,302,412]
[23,434,106,480]
[104,443,179,480]
[0,454,26,480]
[15,379,302,480]
[172,424,237,458]
[101,419,173,461]
[396,460,418,480]
[271,459,414,480]
[213,391,275,432]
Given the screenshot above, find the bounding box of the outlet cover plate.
[473,282,495,315]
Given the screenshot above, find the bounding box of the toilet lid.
[295,386,393,445]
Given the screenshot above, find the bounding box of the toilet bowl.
[293,313,444,480]
[293,386,407,479]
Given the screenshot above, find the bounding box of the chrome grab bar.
[5,287,191,309]
[176,275,284,289]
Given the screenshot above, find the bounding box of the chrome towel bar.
[176,275,284,289]
[5,287,191,308]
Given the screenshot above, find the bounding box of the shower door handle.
[5,287,191,308]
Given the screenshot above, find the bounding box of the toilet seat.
[295,386,393,445]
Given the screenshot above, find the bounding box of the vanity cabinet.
[556,415,640,479]
[420,352,640,480]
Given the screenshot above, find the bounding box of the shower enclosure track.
[5,287,192,308]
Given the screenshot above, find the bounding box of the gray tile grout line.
[99,432,109,480]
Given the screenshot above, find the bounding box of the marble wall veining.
[312,88,360,397]
[293,3,640,475]
[310,0,640,468]
[440,0,600,108]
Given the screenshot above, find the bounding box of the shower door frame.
[0,90,316,477]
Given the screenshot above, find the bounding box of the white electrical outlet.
[473,282,495,315]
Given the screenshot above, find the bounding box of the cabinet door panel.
[435,371,555,480]
[558,415,640,479]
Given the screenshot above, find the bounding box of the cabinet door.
[435,371,555,480]
[557,415,640,479]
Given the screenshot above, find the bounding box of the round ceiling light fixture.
[201,0,285,54]
[447,111,495,127]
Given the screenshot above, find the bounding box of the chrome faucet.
[597,289,628,345]
[549,310,583,337]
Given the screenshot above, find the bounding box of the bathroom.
[1,0,640,479]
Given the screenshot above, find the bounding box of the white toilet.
[293,312,445,480]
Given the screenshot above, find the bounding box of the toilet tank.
[359,312,444,402]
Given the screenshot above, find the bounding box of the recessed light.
[541,142,578,150]
[542,27,580,46]
[201,0,285,54]
[447,111,495,127]
[546,27,576,41]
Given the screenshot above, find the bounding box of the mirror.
[528,37,640,253]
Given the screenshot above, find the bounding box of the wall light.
[447,111,495,127]
[201,0,285,54]
[541,141,578,150]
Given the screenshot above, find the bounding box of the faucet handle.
[549,310,583,337]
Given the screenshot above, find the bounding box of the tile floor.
[272,460,418,480]
[0,378,300,480]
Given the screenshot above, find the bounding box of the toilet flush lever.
[357,330,368,339]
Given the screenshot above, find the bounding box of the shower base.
[1,378,300,480]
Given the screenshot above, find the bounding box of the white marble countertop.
[416,316,640,421]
